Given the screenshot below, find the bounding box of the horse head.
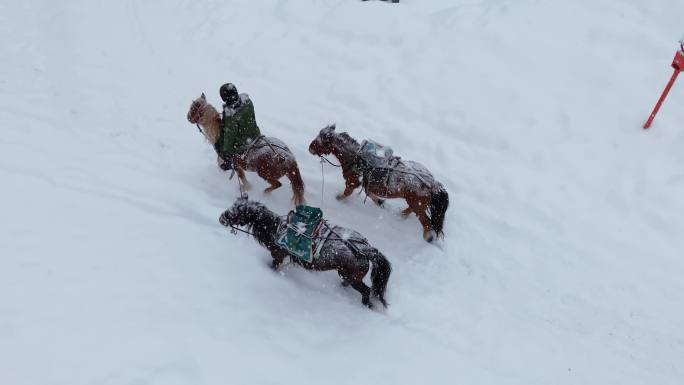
[187,93,207,124]
[219,196,283,246]
[308,123,337,156]
[187,93,221,143]
[219,195,253,227]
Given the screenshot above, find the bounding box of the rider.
[216,83,262,170]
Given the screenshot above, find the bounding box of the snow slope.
[2,0,684,384]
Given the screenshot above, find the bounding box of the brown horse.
[219,196,391,308]
[308,124,449,242]
[187,94,305,205]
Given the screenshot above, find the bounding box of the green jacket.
[215,95,261,159]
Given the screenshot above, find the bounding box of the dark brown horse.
[187,94,305,205]
[308,124,449,242]
[219,197,391,308]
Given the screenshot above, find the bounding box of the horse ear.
[201,92,206,100]
[330,123,336,130]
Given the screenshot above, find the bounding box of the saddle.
[354,139,397,189]
[355,139,394,171]
[276,205,329,263]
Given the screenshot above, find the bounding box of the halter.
[191,102,205,135]
[228,225,255,236]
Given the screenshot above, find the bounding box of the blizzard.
[1,1,683,384]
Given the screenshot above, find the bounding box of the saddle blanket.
[276,205,330,263]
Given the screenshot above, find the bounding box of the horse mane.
[334,131,361,152]
[240,201,283,249]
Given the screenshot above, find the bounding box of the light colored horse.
[187,94,305,205]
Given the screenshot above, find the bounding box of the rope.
[228,225,255,236]
[320,159,325,208]
[319,156,342,167]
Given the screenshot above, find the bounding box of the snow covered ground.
[2,0,684,384]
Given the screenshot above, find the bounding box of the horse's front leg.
[235,166,252,192]
[337,173,361,201]
[401,207,413,218]
[369,194,385,208]
[270,250,287,270]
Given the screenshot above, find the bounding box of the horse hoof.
[423,231,435,243]
[341,280,350,287]
[364,300,374,309]
[336,194,346,201]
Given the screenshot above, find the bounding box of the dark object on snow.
[309,124,448,243]
[220,197,391,309]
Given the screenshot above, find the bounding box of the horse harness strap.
[361,156,432,191]
[230,220,363,261]
[237,135,287,163]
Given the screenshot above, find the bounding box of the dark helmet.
[219,83,240,105]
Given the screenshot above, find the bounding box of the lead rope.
[320,158,326,208]
[318,155,342,207]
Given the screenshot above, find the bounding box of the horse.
[187,93,305,205]
[308,124,449,242]
[219,196,392,309]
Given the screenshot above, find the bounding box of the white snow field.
[2,0,684,384]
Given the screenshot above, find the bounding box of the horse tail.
[369,249,392,308]
[287,164,306,206]
[429,185,449,238]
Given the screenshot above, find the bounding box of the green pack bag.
[276,205,324,263]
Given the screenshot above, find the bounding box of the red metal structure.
[644,44,684,129]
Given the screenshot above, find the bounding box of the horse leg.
[336,174,361,201]
[263,179,283,194]
[256,166,283,194]
[338,271,350,287]
[416,208,435,242]
[286,166,306,206]
[369,194,385,207]
[235,167,251,191]
[349,279,373,308]
[336,183,357,200]
[411,198,435,242]
[271,250,287,270]
[401,207,413,218]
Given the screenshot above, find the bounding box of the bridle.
[190,102,204,135]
